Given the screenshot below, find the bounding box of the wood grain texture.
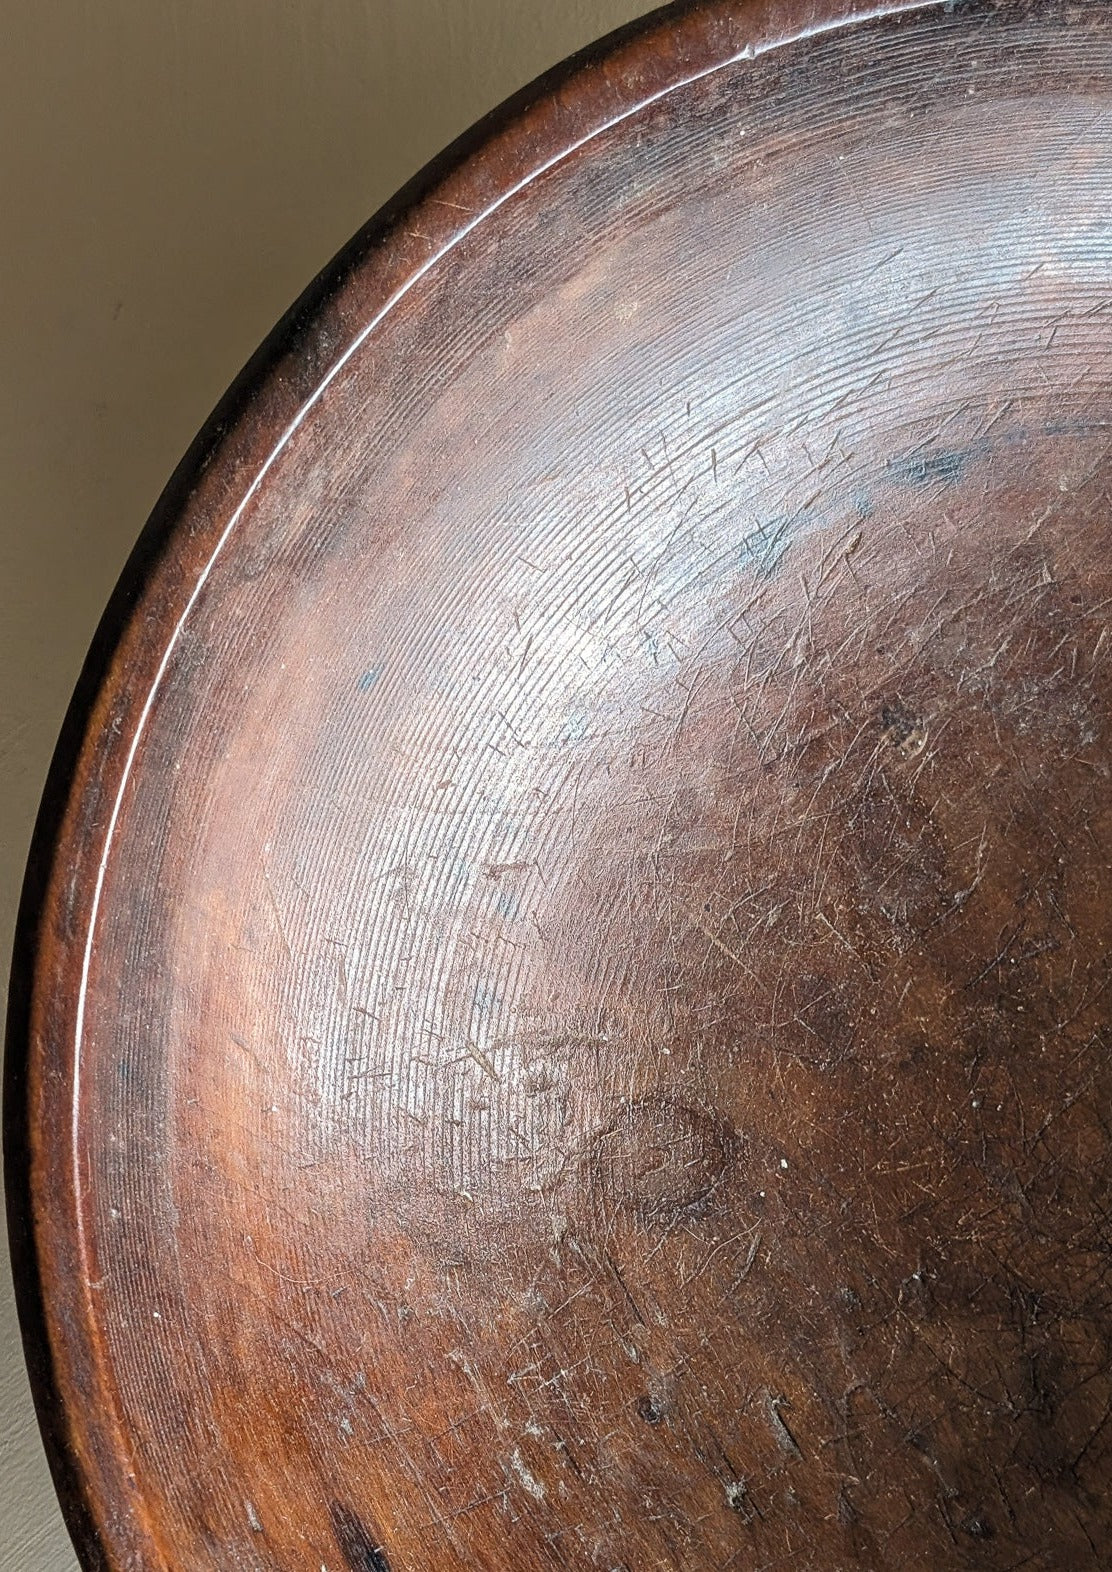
[8,0,1112,1567]
[0,5,651,1569]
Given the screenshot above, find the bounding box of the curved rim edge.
[5,0,951,1565]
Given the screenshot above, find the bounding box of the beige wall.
[0,3,651,1565]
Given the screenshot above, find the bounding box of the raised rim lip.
[3,0,949,1565]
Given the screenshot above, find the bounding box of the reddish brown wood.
[8,0,1112,1566]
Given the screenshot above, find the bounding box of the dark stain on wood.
[329,1502,391,1572]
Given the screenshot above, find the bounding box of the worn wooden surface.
[9,0,1112,1567]
[0,5,651,1570]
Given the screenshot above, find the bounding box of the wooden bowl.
[9,1,1112,1566]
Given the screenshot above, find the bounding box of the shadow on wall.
[0,3,651,1568]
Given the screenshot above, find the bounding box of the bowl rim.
[3,0,955,1564]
